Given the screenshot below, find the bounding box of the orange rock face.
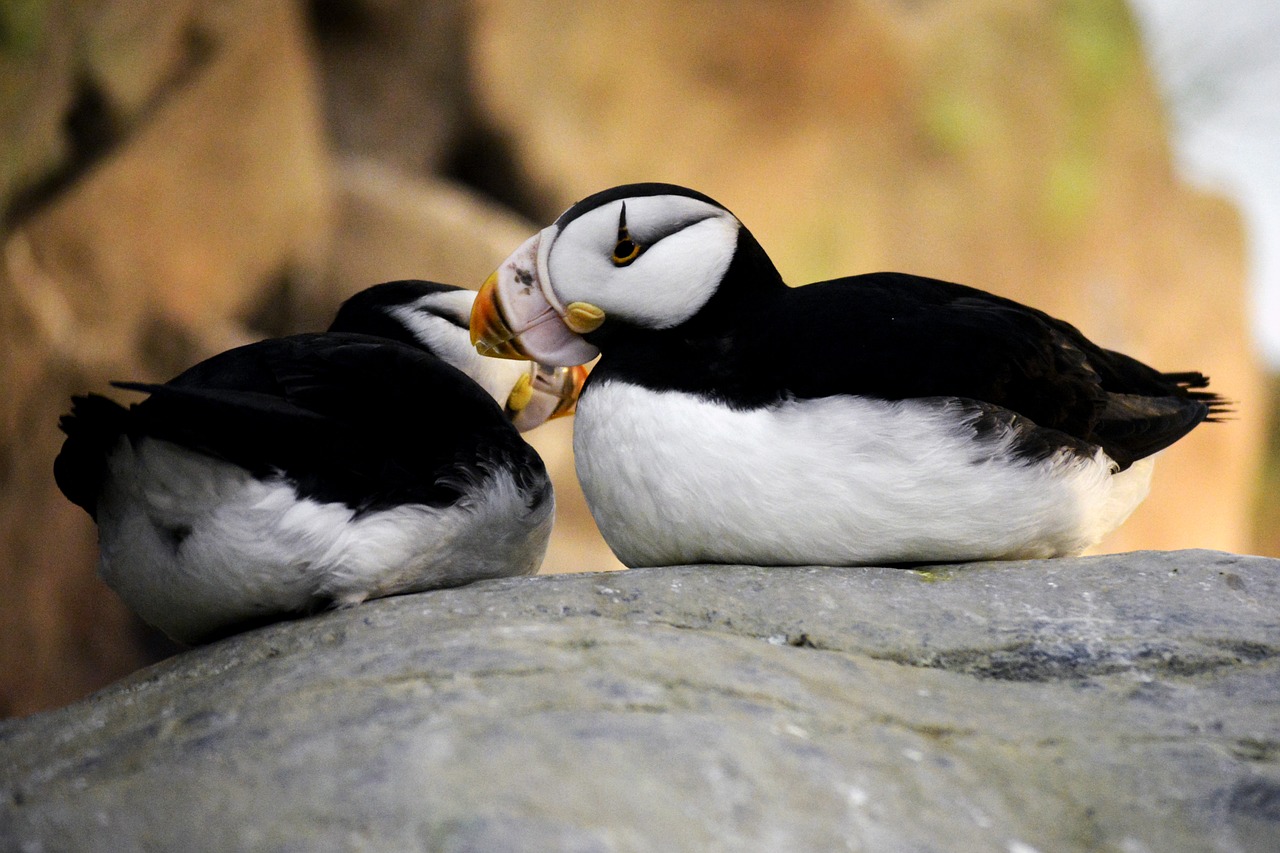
[0,0,331,717]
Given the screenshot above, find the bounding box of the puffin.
[469,183,1227,568]
[55,280,585,644]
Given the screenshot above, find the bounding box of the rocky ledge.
[2,550,1278,852]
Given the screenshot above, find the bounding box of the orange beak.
[549,364,591,419]
[470,271,529,360]
[470,231,602,367]
[506,363,592,431]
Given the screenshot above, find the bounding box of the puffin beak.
[549,364,590,419]
[470,271,527,360]
[470,232,602,367]
[506,363,591,432]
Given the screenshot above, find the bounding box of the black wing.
[768,272,1225,467]
[59,333,540,515]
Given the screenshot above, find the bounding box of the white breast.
[96,437,553,643]
[572,381,1153,567]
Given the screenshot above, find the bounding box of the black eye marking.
[611,202,644,266]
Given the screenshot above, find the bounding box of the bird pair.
[58,183,1225,645]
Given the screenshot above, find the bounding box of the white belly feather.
[97,437,553,643]
[573,381,1153,567]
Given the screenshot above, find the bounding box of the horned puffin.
[55,281,585,644]
[469,183,1226,568]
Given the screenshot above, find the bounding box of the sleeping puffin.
[469,183,1226,568]
[55,280,585,644]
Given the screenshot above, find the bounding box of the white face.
[389,290,521,403]
[389,289,579,431]
[543,194,740,331]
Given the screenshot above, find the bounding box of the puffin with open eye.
[55,280,585,644]
[470,183,1227,568]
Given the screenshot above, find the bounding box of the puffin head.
[331,280,586,431]
[470,183,747,366]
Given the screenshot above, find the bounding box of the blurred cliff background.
[1,0,1276,718]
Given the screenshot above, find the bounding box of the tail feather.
[54,394,131,519]
[1163,371,1232,422]
[1092,369,1229,469]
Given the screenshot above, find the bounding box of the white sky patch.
[1129,0,1280,367]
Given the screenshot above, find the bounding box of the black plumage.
[56,335,544,518]
[58,321,546,522]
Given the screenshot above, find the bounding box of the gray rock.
[2,550,1278,852]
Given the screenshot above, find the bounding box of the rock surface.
[2,550,1277,852]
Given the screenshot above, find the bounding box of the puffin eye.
[611,202,644,267]
[612,237,642,266]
